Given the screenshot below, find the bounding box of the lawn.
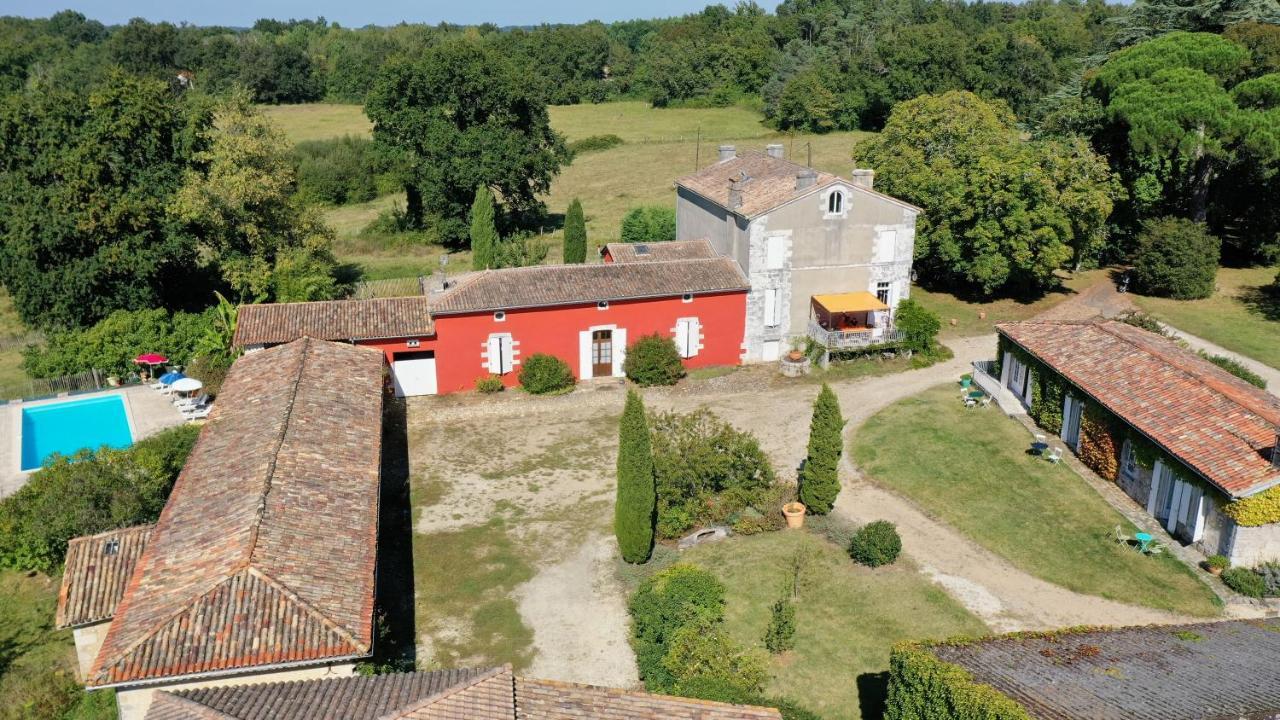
[682,531,987,720]
[0,569,115,720]
[911,269,1109,340]
[0,291,35,399]
[1132,266,1280,369]
[261,103,371,143]
[851,385,1222,617]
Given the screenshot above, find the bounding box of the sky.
[5,0,762,28]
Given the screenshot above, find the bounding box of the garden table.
[1135,532,1154,553]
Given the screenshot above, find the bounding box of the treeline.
[3,2,1117,128]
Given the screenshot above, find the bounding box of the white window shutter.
[687,318,700,358]
[1193,490,1207,542]
[764,288,779,328]
[612,328,627,377]
[487,335,503,374]
[1000,352,1011,387]
[766,236,785,270]
[579,330,592,379]
[1166,480,1185,533]
[500,337,514,372]
[675,320,690,358]
[1147,462,1163,515]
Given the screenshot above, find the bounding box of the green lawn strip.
[683,531,986,720]
[1132,266,1280,369]
[0,569,114,720]
[851,386,1221,617]
[805,347,953,385]
[911,269,1108,340]
[261,103,372,143]
[412,519,536,671]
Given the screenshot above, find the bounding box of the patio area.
[807,292,904,353]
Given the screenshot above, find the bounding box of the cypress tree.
[469,185,498,270]
[615,389,656,563]
[799,383,844,514]
[563,198,587,264]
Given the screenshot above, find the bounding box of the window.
[407,339,421,348]
[103,539,120,556]
[493,311,506,322]
[681,293,693,304]
[765,235,786,270]
[486,334,514,375]
[827,190,844,215]
[763,287,781,328]
[1120,440,1137,479]
[875,282,891,305]
[597,300,609,310]
[675,318,701,359]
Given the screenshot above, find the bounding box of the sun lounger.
[183,405,212,421]
[174,394,208,410]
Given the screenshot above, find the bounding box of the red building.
[233,254,749,396]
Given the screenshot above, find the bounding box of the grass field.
[911,269,1109,340]
[1132,266,1280,369]
[852,385,1222,618]
[683,531,987,720]
[262,103,371,143]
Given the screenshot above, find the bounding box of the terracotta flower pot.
[787,350,804,362]
[782,502,806,529]
[1208,565,1223,577]
[978,311,987,320]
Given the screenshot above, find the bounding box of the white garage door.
[392,351,437,397]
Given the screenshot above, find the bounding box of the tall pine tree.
[563,198,587,264]
[469,186,498,270]
[615,389,656,563]
[799,383,844,514]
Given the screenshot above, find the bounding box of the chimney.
[766,144,785,159]
[728,176,744,210]
[718,145,737,162]
[796,168,817,191]
[851,168,875,190]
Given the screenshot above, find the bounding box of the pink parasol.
[134,353,169,365]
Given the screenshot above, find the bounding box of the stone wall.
[1227,522,1280,567]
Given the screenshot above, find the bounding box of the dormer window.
[827,190,845,216]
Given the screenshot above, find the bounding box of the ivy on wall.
[1223,486,1280,527]
[1078,402,1120,482]
[886,643,1033,720]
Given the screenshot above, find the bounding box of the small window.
[827,191,844,215]
[682,293,693,304]
[103,539,120,556]
[597,300,609,310]
[493,311,506,322]
[876,282,891,305]
[406,339,421,348]
[634,244,650,256]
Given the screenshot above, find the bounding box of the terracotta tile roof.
[56,525,152,629]
[87,338,385,688]
[431,258,749,315]
[603,238,716,263]
[146,668,493,720]
[928,619,1280,720]
[998,321,1280,497]
[233,297,433,347]
[145,666,783,720]
[675,150,921,217]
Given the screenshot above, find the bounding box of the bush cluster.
[475,375,505,393]
[292,135,381,205]
[1200,352,1267,389]
[185,354,233,398]
[649,409,778,538]
[886,643,1033,720]
[518,353,575,394]
[568,134,624,155]
[1222,566,1267,598]
[24,308,213,379]
[0,425,201,573]
[620,206,677,244]
[1132,217,1221,300]
[624,334,686,386]
[894,298,941,353]
[849,520,902,567]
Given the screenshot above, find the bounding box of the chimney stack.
[766,144,785,159]
[851,168,875,190]
[718,145,737,162]
[728,175,744,210]
[796,168,817,191]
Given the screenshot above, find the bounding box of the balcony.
[806,291,902,351]
[808,321,904,350]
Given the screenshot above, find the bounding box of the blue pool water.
[20,395,134,471]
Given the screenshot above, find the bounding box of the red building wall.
[359,290,746,395]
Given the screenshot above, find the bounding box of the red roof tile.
[233,297,433,347]
[56,525,152,629]
[998,321,1280,497]
[603,239,717,263]
[87,338,385,687]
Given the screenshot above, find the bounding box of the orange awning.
[812,291,889,314]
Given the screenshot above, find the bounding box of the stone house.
[985,320,1280,565]
[674,144,920,362]
[57,338,385,719]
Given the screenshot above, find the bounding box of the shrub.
[1222,566,1267,598]
[1116,310,1169,336]
[475,375,505,393]
[886,643,1033,720]
[0,424,201,573]
[1199,351,1267,389]
[185,354,232,398]
[649,409,776,538]
[292,135,379,205]
[799,383,844,514]
[1257,561,1280,596]
[664,621,768,695]
[624,334,685,387]
[518,353,575,395]
[763,595,797,654]
[492,233,550,268]
[894,298,941,353]
[620,206,677,244]
[568,134,624,155]
[849,520,902,567]
[616,390,656,564]
[629,564,726,689]
[563,198,587,264]
[24,308,212,379]
[1132,217,1221,300]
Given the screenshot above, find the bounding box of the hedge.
[886,643,1032,720]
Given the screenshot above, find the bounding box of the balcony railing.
[807,321,904,350]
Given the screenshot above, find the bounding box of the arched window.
[827,190,844,215]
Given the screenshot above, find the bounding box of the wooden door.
[591,330,613,378]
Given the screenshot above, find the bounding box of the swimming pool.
[20,395,134,471]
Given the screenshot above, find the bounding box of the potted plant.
[782,501,806,529]
[1204,555,1229,576]
[786,337,806,362]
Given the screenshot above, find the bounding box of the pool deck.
[0,385,186,499]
